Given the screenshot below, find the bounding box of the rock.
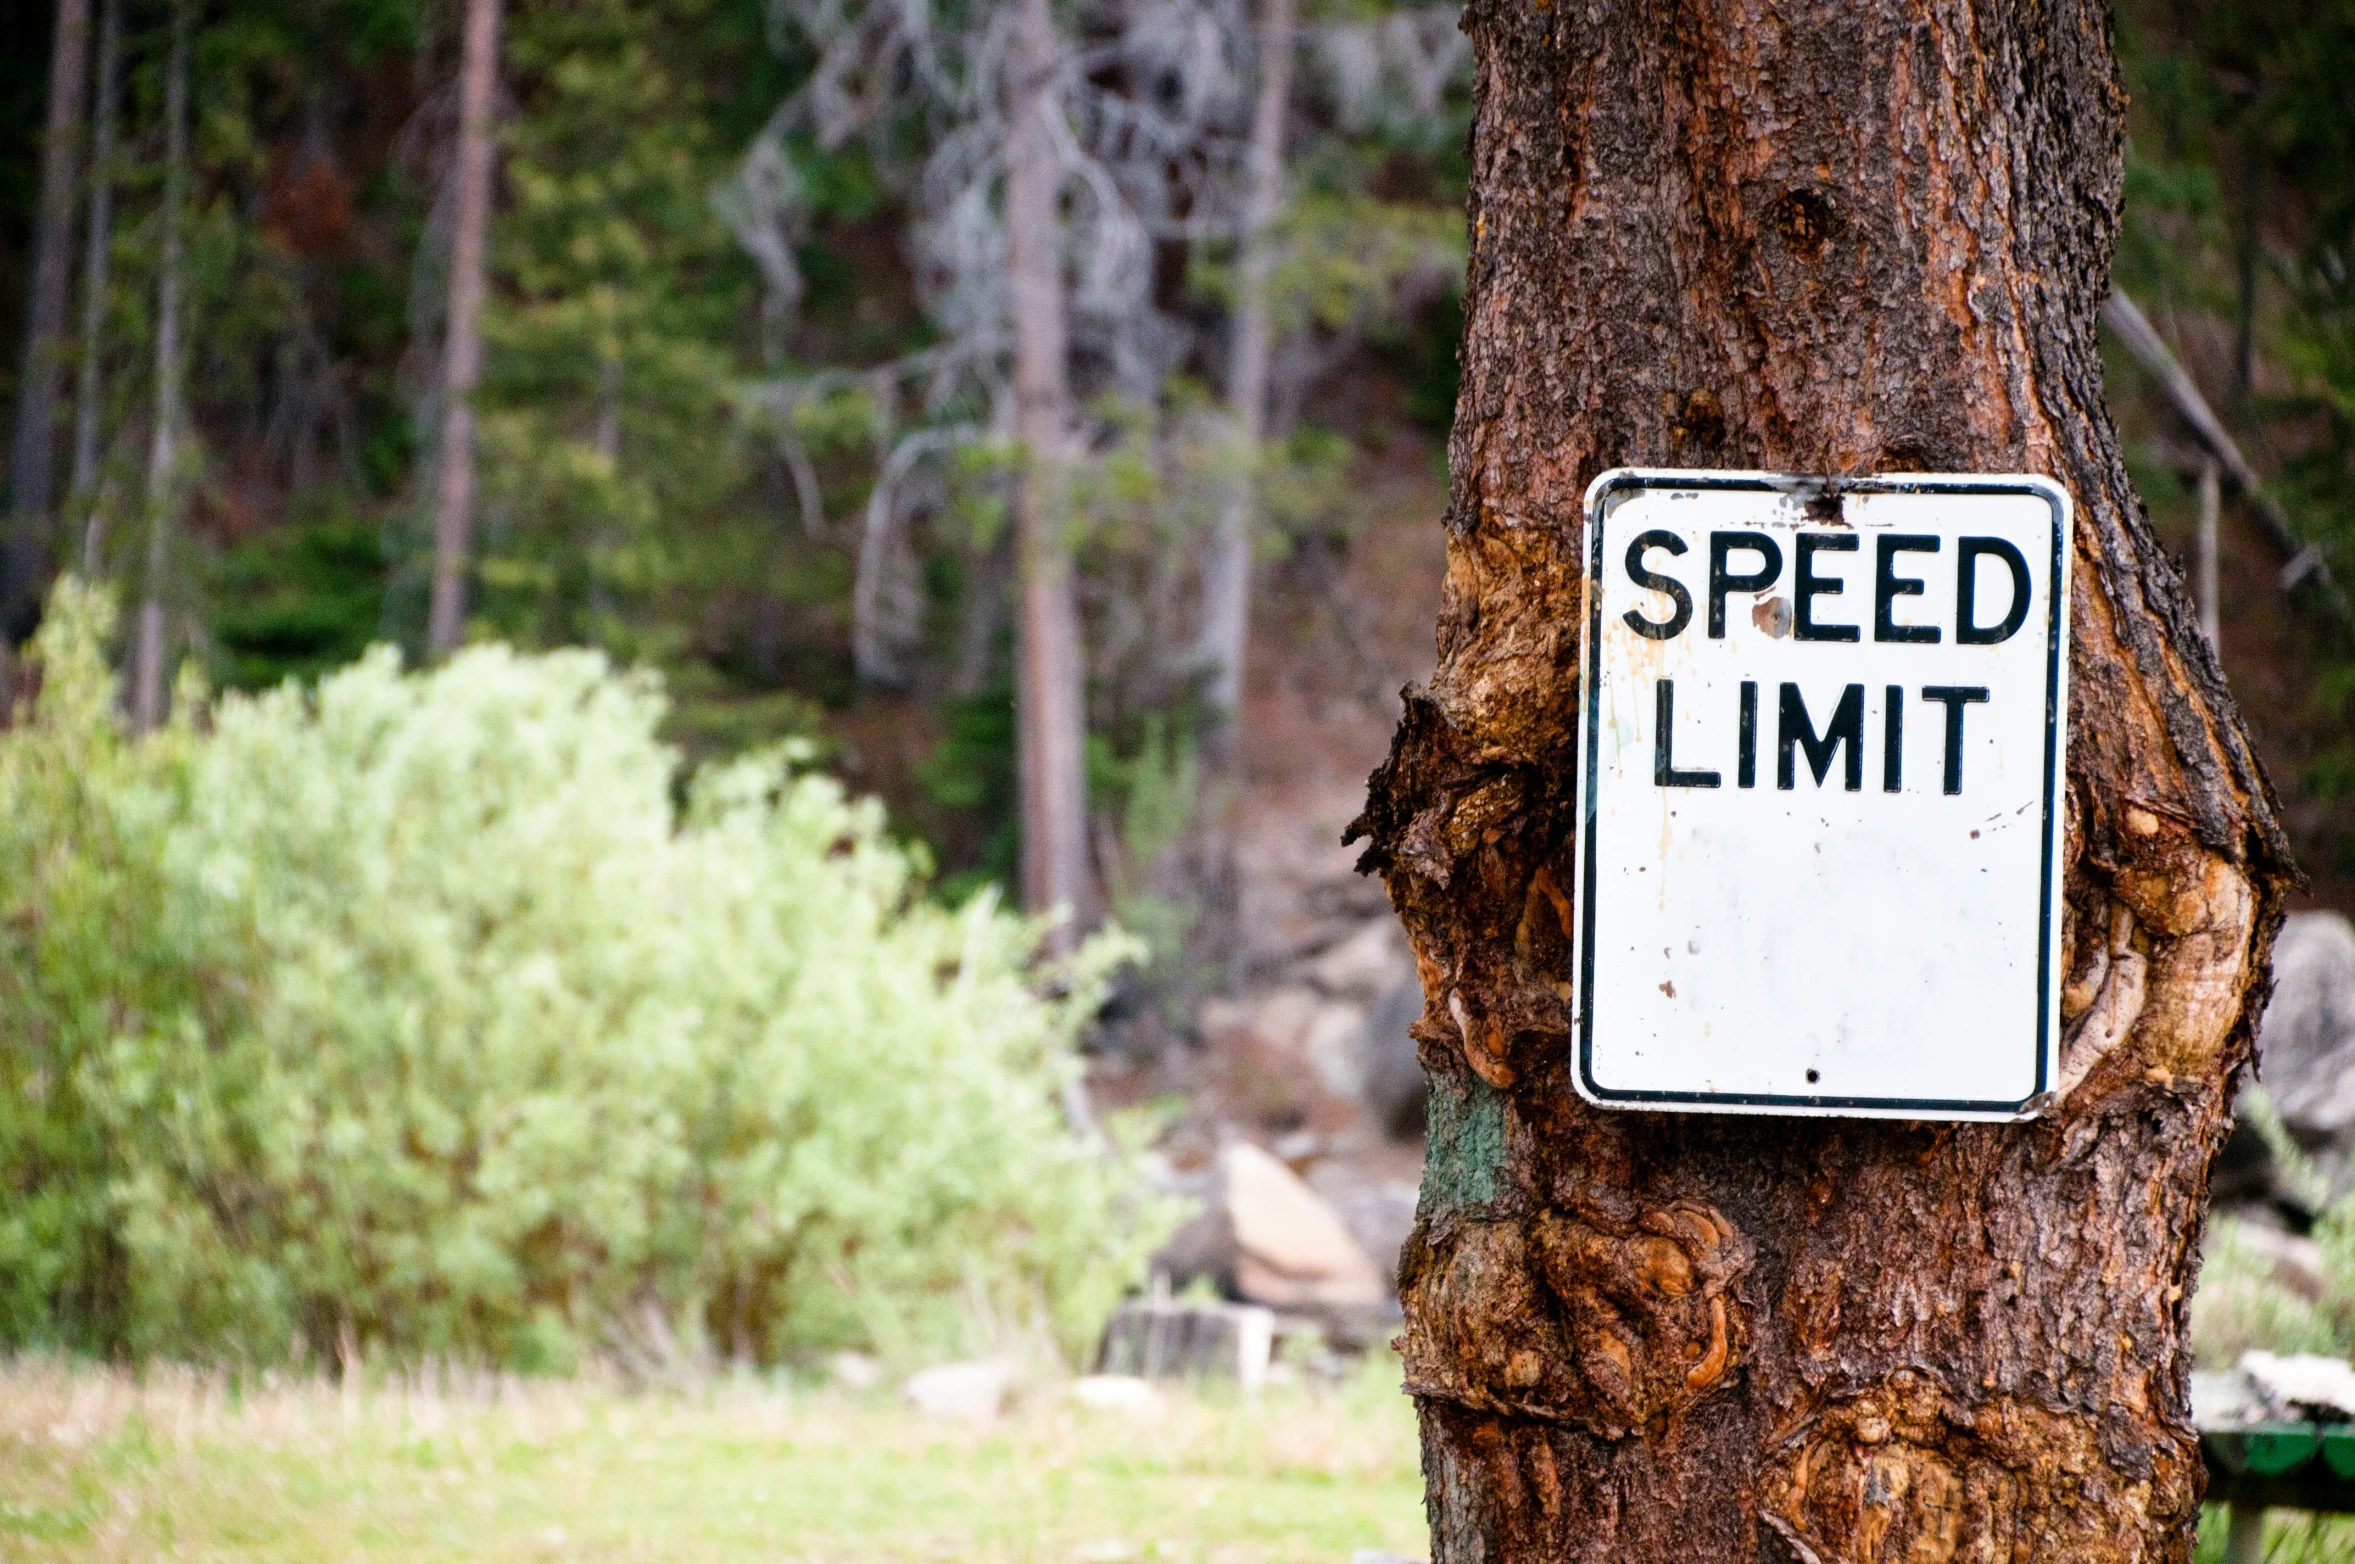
[1203,987,1370,1103]
[1223,1143,1388,1310]
[1147,1143,1391,1313]
[828,1350,883,1390]
[1070,1374,1166,1413]
[1300,1002,1370,1102]
[2258,912,2355,1157]
[901,1358,1014,1421]
[2192,1368,2266,1430]
[1358,979,1427,1138]
[1320,1177,1420,1288]
[2240,1351,2355,1422]
[1152,1180,1240,1298]
[1305,918,1413,998]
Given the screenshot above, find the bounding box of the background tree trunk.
[70,0,122,577]
[1194,0,1293,742]
[1004,0,1091,939]
[4,0,94,642]
[426,0,505,657]
[131,0,191,733]
[1350,3,2295,1559]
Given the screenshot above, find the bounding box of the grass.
[2198,1508,2355,1564]
[14,1351,2339,1562]
[0,1356,1426,1564]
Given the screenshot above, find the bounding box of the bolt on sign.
[1573,470,2071,1121]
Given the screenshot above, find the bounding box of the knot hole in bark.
[1765,188,1836,262]
[1669,389,1727,455]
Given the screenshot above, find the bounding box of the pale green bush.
[0,583,1168,1370]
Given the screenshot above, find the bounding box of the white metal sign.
[1573,470,2070,1121]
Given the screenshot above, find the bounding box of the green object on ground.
[2245,1426,2324,1476]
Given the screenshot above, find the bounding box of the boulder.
[2258,912,2355,1159]
[1150,1143,1390,1312]
[827,1350,883,1390]
[901,1358,1014,1421]
[1358,979,1427,1138]
[1223,1143,1389,1310]
[1070,1374,1167,1413]
[1319,1175,1421,1288]
[1305,917,1414,998]
[2239,1350,2355,1422]
[1200,986,1371,1104]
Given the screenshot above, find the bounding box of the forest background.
[1,0,2354,1373]
[1,0,2352,915]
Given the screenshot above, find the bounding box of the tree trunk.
[1350,4,2293,1560]
[426,0,504,657]
[1195,0,1293,736]
[3,0,93,639]
[1004,0,1091,939]
[71,0,122,577]
[131,0,191,734]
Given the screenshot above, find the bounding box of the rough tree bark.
[1005,0,1092,938]
[1348,3,2294,1560]
[1195,0,1294,739]
[131,0,192,734]
[426,0,505,656]
[3,0,93,641]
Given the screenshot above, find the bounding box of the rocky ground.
[1091,431,1449,1322]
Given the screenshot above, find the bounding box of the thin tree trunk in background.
[3,0,94,640]
[2200,457,2221,649]
[426,0,504,656]
[2234,138,2260,405]
[71,0,122,577]
[1004,0,1090,941]
[587,350,618,625]
[132,0,192,733]
[1353,1,2293,1557]
[1194,0,1292,740]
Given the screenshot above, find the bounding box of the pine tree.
[426,0,505,654]
[1357,0,2292,1555]
[131,0,195,732]
[4,0,94,642]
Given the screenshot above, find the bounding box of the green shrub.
[0,582,1169,1370]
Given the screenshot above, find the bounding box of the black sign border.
[1574,469,2069,1119]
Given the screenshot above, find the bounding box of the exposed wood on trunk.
[426,0,505,656]
[1005,0,1091,940]
[1348,3,2295,1558]
[4,0,94,639]
[1195,0,1294,737]
[132,0,192,734]
[69,0,121,578]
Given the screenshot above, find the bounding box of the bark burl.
[1349,3,2294,1559]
